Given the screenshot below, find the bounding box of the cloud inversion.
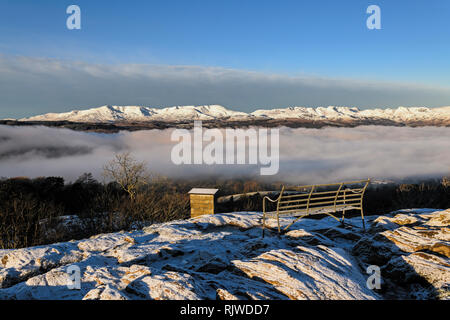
[0,125,448,184]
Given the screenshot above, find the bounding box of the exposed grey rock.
[0,209,448,300]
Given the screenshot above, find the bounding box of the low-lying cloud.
[1,55,450,118]
[0,125,449,184]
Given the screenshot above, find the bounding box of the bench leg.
[262,212,266,238]
[360,208,366,231]
[341,209,346,225]
[277,213,281,234]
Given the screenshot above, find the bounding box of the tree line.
[0,153,448,249]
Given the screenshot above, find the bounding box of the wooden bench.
[262,179,370,237]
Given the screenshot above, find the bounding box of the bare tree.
[102,152,151,200]
[443,176,450,188]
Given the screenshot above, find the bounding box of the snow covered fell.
[18,104,450,125]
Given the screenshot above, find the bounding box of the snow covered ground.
[0,209,448,300]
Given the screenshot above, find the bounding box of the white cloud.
[1,55,450,118]
[0,125,448,184]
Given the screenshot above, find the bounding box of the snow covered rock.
[232,246,376,299]
[353,209,450,299]
[0,209,448,300]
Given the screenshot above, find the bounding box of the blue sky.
[0,0,449,117]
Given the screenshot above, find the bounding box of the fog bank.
[0,125,449,184]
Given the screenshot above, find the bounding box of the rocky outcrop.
[352,209,450,299]
[0,209,448,300]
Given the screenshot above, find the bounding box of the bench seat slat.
[280,194,335,204]
[279,192,362,205]
[278,200,361,211]
[281,193,310,199]
[279,198,362,210]
[280,189,363,201]
[264,205,361,218]
[280,203,360,213]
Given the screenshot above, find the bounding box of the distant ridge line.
[13,104,450,126]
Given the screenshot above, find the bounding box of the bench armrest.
[263,195,280,203]
[262,186,285,214]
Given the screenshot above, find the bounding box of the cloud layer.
[1,55,450,118]
[0,125,448,184]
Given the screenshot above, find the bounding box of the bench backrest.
[276,179,370,215]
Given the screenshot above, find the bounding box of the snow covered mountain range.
[15,104,450,125]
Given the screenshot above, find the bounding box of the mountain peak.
[19,104,248,122]
[15,104,450,125]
